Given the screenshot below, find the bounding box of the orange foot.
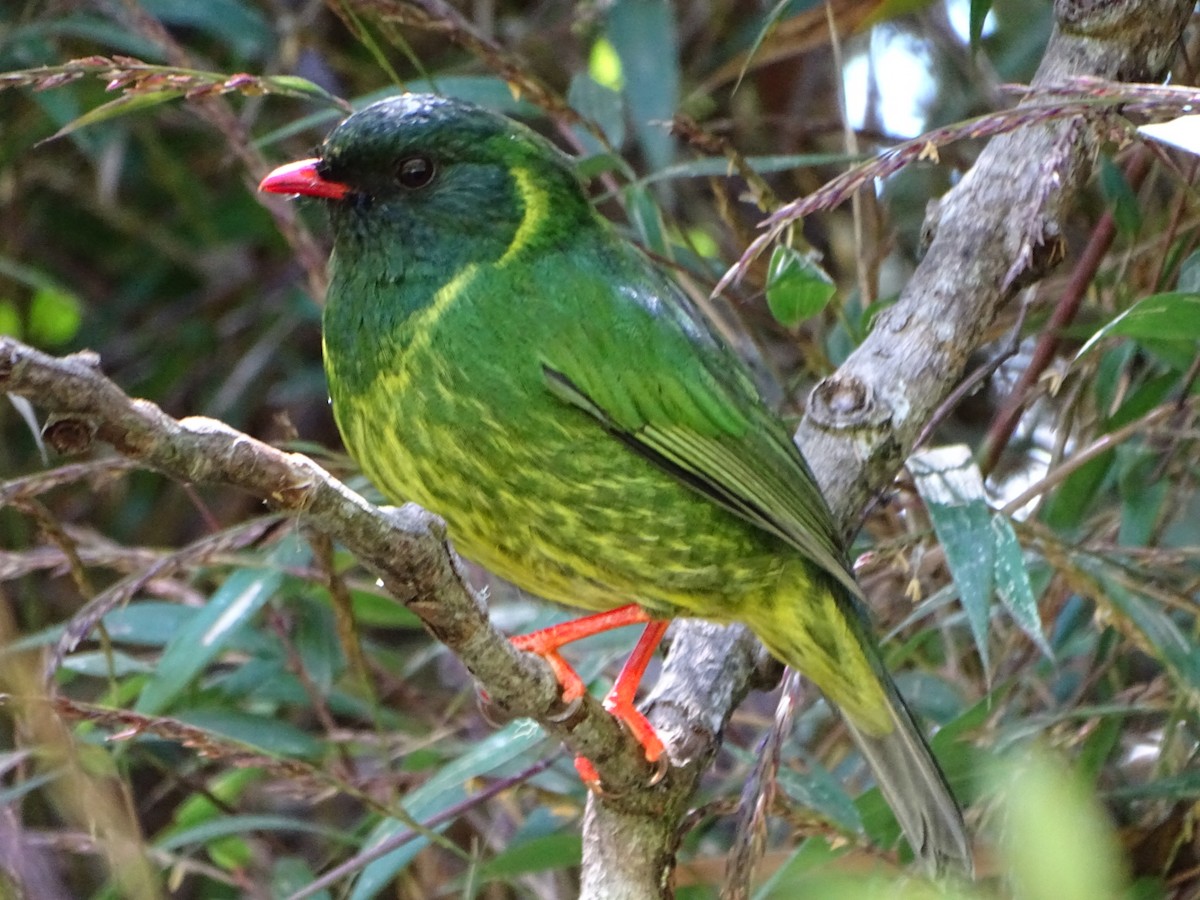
[510,606,670,787]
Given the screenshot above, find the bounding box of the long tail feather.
[838,680,973,877]
[749,574,972,877]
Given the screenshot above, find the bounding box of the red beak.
[258,158,350,200]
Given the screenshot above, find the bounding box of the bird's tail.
[838,671,973,877]
[748,575,971,876]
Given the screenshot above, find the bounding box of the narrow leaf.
[606,0,679,171]
[969,0,992,47]
[156,813,348,851]
[175,708,323,758]
[477,833,582,881]
[775,757,864,834]
[1098,156,1141,237]
[45,90,183,143]
[910,446,994,671]
[990,515,1052,658]
[568,72,625,154]
[1175,249,1200,293]
[349,724,548,899]
[135,534,308,715]
[1087,563,1200,693]
[1076,291,1200,359]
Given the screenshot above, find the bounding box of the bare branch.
[590,2,1194,897]
[0,338,667,801]
[2,3,1192,897]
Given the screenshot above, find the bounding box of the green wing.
[539,243,862,602]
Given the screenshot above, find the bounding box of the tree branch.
[2,2,1192,897]
[584,1,1193,897]
[0,338,663,799]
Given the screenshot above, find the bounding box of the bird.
[259,93,971,875]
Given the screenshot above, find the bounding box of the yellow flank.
[337,339,890,739]
[498,166,552,266]
[369,264,480,399]
[747,580,892,735]
[305,94,968,874]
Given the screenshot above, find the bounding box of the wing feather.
[543,361,862,602]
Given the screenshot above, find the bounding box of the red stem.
[979,148,1153,476]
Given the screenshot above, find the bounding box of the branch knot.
[807,375,891,431]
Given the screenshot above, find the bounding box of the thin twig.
[285,756,557,900]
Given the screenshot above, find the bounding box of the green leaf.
[909,446,994,671]
[170,767,261,830]
[477,832,582,882]
[995,750,1127,900]
[140,0,271,61]
[6,13,161,59]
[135,534,308,715]
[606,0,679,171]
[626,151,859,187]
[0,258,82,346]
[0,768,63,807]
[61,650,154,677]
[175,708,323,758]
[1175,248,1200,293]
[753,839,859,900]
[0,300,22,339]
[293,597,344,692]
[1098,156,1141,237]
[1075,713,1123,784]
[1106,769,1200,800]
[46,89,184,143]
[1116,447,1169,546]
[991,515,1052,658]
[969,0,992,47]
[623,184,670,257]
[256,75,347,108]
[568,72,625,154]
[587,37,624,91]
[156,813,346,852]
[272,857,330,899]
[1041,454,1111,532]
[211,655,305,705]
[349,724,548,899]
[765,245,836,327]
[27,285,82,346]
[774,755,864,834]
[1076,291,1200,359]
[1087,563,1200,693]
[100,602,199,647]
[349,590,423,629]
[733,0,791,96]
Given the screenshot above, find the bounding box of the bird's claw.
[475,686,513,727]
[646,751,669,787]
[545,693,584,723]
[476,683,583,726]
[572,749,669,796]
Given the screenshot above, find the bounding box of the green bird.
[260,93,970,874]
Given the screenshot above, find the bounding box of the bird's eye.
[395,155,436,190]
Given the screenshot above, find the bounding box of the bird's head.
[260,93,591,265]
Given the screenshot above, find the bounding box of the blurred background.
[1,1,1198,897]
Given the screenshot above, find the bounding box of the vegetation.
[1,1,1197,897]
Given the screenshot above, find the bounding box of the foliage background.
[1,0,1198,897]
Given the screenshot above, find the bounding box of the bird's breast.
[322,268,788,619]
